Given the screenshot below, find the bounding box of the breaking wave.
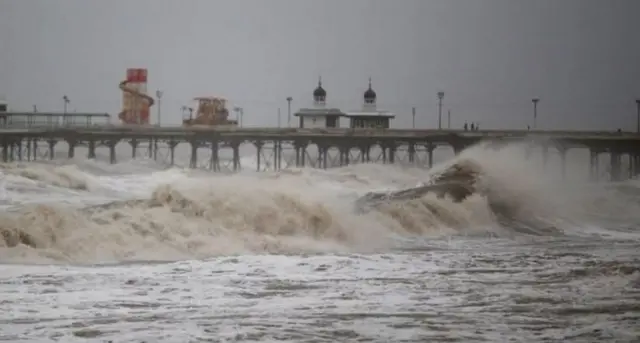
[1,141,639,264]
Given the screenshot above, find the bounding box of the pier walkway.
[0,125,639,181]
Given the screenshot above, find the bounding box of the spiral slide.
[118,80,155,124]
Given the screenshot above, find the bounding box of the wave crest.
[1,141,640,264]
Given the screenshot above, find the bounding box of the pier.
[1,122,640,181]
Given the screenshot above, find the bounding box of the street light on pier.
[636,99,640,133]
[62,95,70,126]
[233,106,244,127]
[412,107,416,129]
[277,107,281,128]
[532,98,540,129]
[437,91,444,130]
[286,96,293,127]
[155,90,163,127]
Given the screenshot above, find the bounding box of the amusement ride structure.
[182,96,238,127]
[119,68,154,125]
[118,68,237,127]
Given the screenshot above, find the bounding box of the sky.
[1,0,639,130]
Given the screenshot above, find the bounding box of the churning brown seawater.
[0,141,638,342]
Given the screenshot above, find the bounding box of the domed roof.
[364,78,376,102]
[313,77,326,99]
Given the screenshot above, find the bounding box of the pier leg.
[153,139,158,161]
[453,144,464,156]
[427,143,434,168]
[408,144,415,164]
[31,139,37,161]
[109,142,117,164]
[339,146,349,166]
[589,150,598,182]
[88,140,96,159]
[273,141,278,170]
[130,139,139,159]
[294,145,301,167]
[48,140,57,160]
[232,142,240,172]
[277,141,282,170]
[300,144,307,167]
[254,142,262,172]
[559,148,566,179]
[27,139,31,161]
[169,141,177,166]
[16,141,23,161]
[2,141,8,162]
[315,146,322,169]
[389,145,396,164]
[210,140,219,172]
[272,141,282,170]
[67,140,76,159]
[610,151,621,181]
[322,146,328,169]
[148,139,153,159]
[189,141,198,169]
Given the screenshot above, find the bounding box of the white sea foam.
[0,140,638,264]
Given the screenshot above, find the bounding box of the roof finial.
[368,77,372,89]
[318,75,322,87]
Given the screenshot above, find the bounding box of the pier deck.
[1,126,639,181]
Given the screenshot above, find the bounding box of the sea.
[0,141,638,343]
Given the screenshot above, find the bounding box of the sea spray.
[1,140,639,264]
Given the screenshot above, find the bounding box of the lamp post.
[448,109,451,129]
[155,90,163,127]
[636,99,640,133]
[233,106,244,127]
[437,91,444,130]
[62,95,70,126]
[532,98,540,129]
[286,96,293,127]
[412,107,416,128]
[277,107,281,128]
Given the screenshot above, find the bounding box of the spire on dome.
[313,76,326,104]
[363,77,377,104]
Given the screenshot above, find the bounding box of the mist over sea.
[1,141,639,342]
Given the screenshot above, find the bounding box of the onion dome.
[313,77,326,100]
[364,77,376,104]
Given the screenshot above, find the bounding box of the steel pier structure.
[1,126,640,181]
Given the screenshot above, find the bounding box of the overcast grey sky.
[1,0,639,130]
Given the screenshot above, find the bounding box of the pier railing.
[0,112,111,129]
[3,125,635,139]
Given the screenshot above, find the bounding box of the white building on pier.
[345,78,395,129]
[294,77,345,129]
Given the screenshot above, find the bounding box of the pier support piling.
[47,140,57,160]
[589,150,599,181]
[88,140,96,159]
